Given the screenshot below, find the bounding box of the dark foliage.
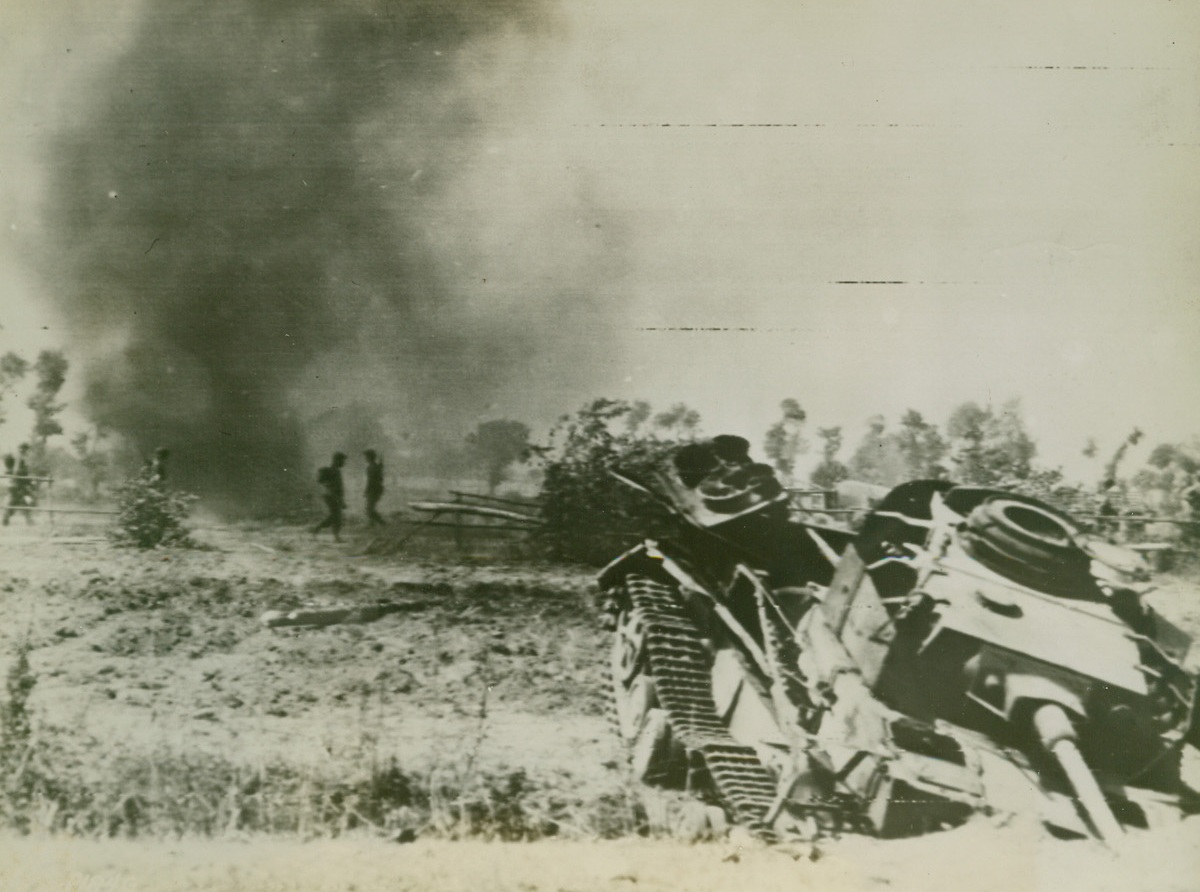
[110,469,198,549]
[532,398,696,565]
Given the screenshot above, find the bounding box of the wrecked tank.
[599,435,1200,842]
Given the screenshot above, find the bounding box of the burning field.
[0,521,1199,890]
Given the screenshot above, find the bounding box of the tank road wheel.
[610,601,687,789]
[630,708,686,788]
[610,608,656,740]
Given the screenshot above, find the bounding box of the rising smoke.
[41,0,622,513]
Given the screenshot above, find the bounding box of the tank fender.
[598,541,661,590]
[598,539,712,595]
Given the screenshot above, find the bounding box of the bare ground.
[1,523,617,784]
[1,520,1199,889]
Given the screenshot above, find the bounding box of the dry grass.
[0,641,643,842]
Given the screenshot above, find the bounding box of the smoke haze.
[39,0,624,511]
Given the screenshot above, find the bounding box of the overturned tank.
[599,435,1200,842]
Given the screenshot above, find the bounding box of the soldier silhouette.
[312,452,347,541]
[364,449,386,527]
[3,444,34,526]
[149,447,170,488]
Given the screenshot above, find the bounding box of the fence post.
[453,492,464,555]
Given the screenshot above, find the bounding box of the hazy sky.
[2,0,1197,485]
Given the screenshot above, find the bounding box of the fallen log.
[260,600,428,629]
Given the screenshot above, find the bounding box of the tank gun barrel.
[1032,702,1123,842]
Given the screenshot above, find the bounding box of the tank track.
[622,574,779,830]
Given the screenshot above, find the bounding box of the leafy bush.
[532,398,697,565]
[110,470,198,548]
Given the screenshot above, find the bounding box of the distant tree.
[625,400,653,435]
[847,415,905,484]
[652,403,702,439]
[946,399,1036,485]
[1100,427,1144,488]
[466,419,531,493]
[1130,441,1200,515]
[1130,466,1165,501]
[26,350,68,472]
[892,409,948,480]
[0,352,28,383]
[1082,438,1099,459]
[1002,465,1087,517]
[1146,442,1198,474]
[763,398,808,479]
[987,400,1037,479]
[810,426,850,489]
[945,402,989,482]
[0,352,29,429]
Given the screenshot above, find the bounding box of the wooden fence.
[0,473,116,533]
[364,490,541,556]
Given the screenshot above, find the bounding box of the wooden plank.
[408,501,541,524]
[392,519,533,533]
[446,490,540,508]
[0,506,117,515]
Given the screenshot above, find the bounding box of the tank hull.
[599,443,1199,842]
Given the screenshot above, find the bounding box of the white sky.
[1,0,1198,477]
[525,1,1200,475]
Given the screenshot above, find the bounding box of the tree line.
[0,349,73,480]
[2,341,1194,533]
[503,396,1200,563]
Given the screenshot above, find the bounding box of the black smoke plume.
[41,0,573,514]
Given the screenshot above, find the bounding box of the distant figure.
[364,449,386,527]
[150,447,170,488]
[1095,480,1121,538]
[1183,479,1200,542]
[3,444,34,526]
[1185,479,1200,518]
[1,454,16,527]
[312,452,347,541]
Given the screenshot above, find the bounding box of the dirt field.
[1,519,1199,889]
